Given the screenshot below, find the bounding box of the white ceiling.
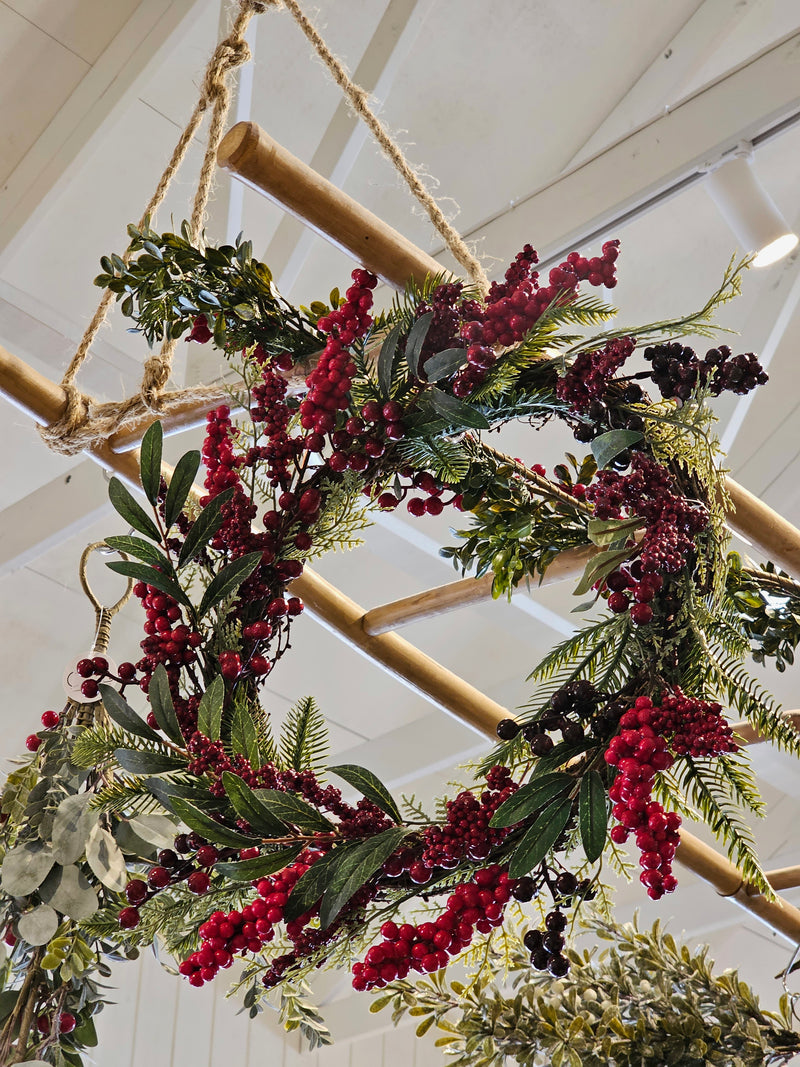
[3,0,800,1062]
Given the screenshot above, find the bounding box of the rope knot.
[203,39,251,102]
[38,383,94,456]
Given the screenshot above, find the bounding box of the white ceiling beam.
[265,0,434,293]
[0,0,201,262]
[0,459,110,578]
[568,0,758,167]
[450,29,800,271]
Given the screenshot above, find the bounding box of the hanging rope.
[40,0,269,455]
[277,0,489,294]
[38,0,488,457]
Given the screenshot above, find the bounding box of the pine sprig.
[278,696,329,774]
[90,777,165,816]
[71,724,132,768]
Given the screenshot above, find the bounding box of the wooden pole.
[3,347,800,940]
[216,121,445,291]
[765,865,800,891]
[725,479,800,577]
[361,544,599,635]
[732,711,800,745]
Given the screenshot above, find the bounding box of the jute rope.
[277,0,489,294]
[39,0,488,456]
[41,0,269,455]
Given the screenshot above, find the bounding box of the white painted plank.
[94,957,144,1067]
[4,0,141,64]
[171,969,216,1066]
[126,950,179,1065]
[210,982,250,1066]
[349,1031,384,1067]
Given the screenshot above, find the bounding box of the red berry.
[119,906,141,929]
[196,845,218,867]
[25,735,41,752]
[148,866,170,889]
[59,1012,77,1034]
[125,879,148,905]
[608,592,629,614]
[188,871,210,895]
[76,658,95,678]
[630,603,653,625]
[80,679,99,699]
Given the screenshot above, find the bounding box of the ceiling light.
[704,144,798,267]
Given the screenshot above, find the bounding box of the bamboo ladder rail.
[3,350,800,939]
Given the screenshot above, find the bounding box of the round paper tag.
[63,652,118,704]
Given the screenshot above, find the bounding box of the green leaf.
[0,991,19,1024]
[573,547,633,597]
[377,324,403,396]
[221,772,288,837]
[283,851,339,921]
[114,749,186,776]
[123,813,178,850]
[100,684,163,744]
[328,765,401,823]
[17,905,59,947]
[428,387,490,429]
[107,477,162,543]
[423,347,467,382]
[253,790,333,833]
[164,450,201,530]
[197,676,224,741]
[489,772,572,828]
[51,793,98,865]
[142,778,225,817]
[579,771,608,862]
[198,551,262,618]
[103,535,170,569]
[590,429,643,469]
[169,797,259,849]
[139,421,163,506]
[215,849,301,881]
[73,1015,98,1048]
[105,560,191,611]
[508,796,573,878]
[178,487,234,567]
[1,842,55,896]
[405,311,434,377]
[39,864,98,920]
[586,516,642,548]
[148,665,184,744]
[230,704,260,766]
[319,827,407,929]
[85,824,128,892]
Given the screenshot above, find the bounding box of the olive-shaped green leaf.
[105,561,191,611]
[198,551,262,618]
[148,664,184,744]
[579,770,608,862]
[107,477,162,543]
[215,849,301,881]
[114,749,187,776]
[197,676,224,741]
[169,797,259,849]
[328,765,401,823]
[139,421,163,506]
[319,827,407,929]
[509,796,573,878]
[404,311,434,378]
[590,429,644,470]
[254,790,333,833]
[164,450,201,531]
[428,387,490,429]
[100,684,163,744]
[221,773,288,837]
[103,535,170,569]
[489,772,572,828]
[178,487,233,567]
[377,325,403,397]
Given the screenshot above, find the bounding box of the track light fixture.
[704,143,797,267]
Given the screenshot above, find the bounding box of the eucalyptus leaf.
[405,311,435,377]
[198,551,262,618]
[17,905,59,946]
[165,450,201,530]
[85,824,128,891]
[509,796,574,878]
[107,478,162,543]
[489,772,572,828]
[428,387,490,429]
[100,684,163,744]
[197,676,224,741]
[126,813,178,849]
[590,429,643,469]
[319,827,407,929]
[51,792,98,865]
[139,421,163,506]
[169,797,259,849]
[221,772,288,837]
[148,664,184,744]
[328,764,401,823]
[586,516,642,548]
[39,864,98,920]
[579,770,608,862]
[377,324,403,396]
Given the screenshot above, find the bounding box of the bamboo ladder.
[3,119,800,939]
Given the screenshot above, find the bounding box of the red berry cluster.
[118,834,232,929]
[414,282,478,369]
[420,765,518,870]
[299,270,376,436]
[605,697,681,899]
[605,564,664,627]
[352,865,514,990]
[453,241,620,397]
[647,689,737,758]
[24,709,62,752]
[247,355,298,490]
[644,343,768,402]
[132,581,200,687]
[202,405,241,498]
[587,452,708,578]
[556,337,635,413]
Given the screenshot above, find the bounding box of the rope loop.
[202,38,252,102]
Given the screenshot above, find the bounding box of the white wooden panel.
[210,982,251,1066]
[172,971,216,1066]
[349,1031,384,1067]
[0,5,88,185]
[94,957,144,1067]
[247,1014,290,1067]
[127,950,180,1064]
[3,0,141,64]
